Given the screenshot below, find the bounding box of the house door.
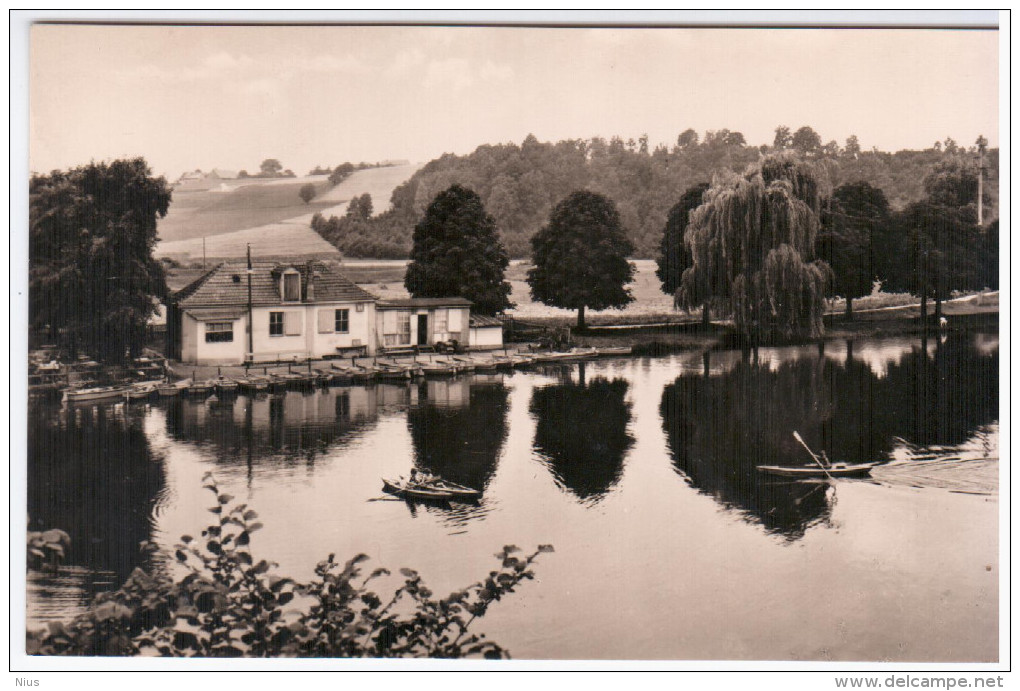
[417,314,429,346]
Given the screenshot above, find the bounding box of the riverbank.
[569,302,999,355]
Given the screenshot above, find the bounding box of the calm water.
[27,333,1000,661]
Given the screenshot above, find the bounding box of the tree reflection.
[660,334,999,539]
[530,374,634,503]
[28,403,164,582]
[406,379,510,492]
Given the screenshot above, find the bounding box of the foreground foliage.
[27,474,551,658]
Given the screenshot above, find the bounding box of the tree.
[404,184,512,316]
[844,134,861,158]
[655,183,710,321]
[298,183,316,204]
[259,159,283,177]
[792,126,822,155]
[329,162,355,185]
[346,193,373,220]
[238,170,249,178]
[724,131,747,147]
[881,202,982,323]
[677,152,832,343]
[677,128,699,149]
[29,158,171,361]
[922,156,987,214]
[818,182,890,319]
[773,126,792,149]
[527,191,635,330]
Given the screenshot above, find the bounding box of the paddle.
[793,431,835,481]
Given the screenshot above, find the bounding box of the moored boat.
[123,383,159,401]
[214,377,239,395]
[187,380,215,397]
[64,385,128,403]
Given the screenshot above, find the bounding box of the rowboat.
[187,380,215,397]
[214,377,239,395]
[594,346,633,356]
[762,432,880,479]
[381,477,482,502]
[756,462,879,478]
[376,363,413,381]
[123,383,159,401]
[418,361,457,377]
[64,385,127,403]
[158,378,191,397]
[472,358,500,373]
[236,376,270,394]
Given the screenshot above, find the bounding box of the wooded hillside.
[312,132,998,259]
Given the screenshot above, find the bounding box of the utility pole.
[246,243,254,362]
[976,135,988,226]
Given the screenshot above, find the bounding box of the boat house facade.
[167,260,378,365]
[167,260,504,364]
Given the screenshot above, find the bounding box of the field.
[154,164,421,263]
[314,163,423,208]
[157,178,337,242]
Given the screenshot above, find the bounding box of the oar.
[793,431,834,481]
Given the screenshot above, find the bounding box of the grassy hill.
[154,164,422,262]
[157,177,336,243]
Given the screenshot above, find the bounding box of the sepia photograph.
[13,10,1005,676]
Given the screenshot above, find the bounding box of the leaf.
[243,510,258,521]
[253,560,270,574]
[218,494,234,504]
[206,540,221,555]
[537,544,555,553]
[248,522,264,532]
[180,535,193,544]
[399,568,417,578]
[175,550,188,562]
[236,531,250,546]
[503,544,520,554]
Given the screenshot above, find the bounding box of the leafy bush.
[27,473,551,658]
[27,529,70,571]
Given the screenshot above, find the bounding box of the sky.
[29,23,999,180]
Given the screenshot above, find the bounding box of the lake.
[26,333,1000,661]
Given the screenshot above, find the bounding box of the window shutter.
[318,309,334,333]
[448,308,463,331]
[284,311,302,336]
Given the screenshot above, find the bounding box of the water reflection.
[28,403,164,584]
[660,334,999,539]
[406,378,510,493]
[164,387,384,477]
[530,365,634,503]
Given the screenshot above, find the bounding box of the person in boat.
[409,468,439,487]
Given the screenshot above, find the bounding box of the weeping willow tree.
[678,152,833,343]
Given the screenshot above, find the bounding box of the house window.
[382,311,412,346]
[205,321,234,343]
[433,309,448,335]
[269,312,284,336]
[335,309,350,333]
[283,272,300,302]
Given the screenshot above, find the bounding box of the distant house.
[375,298,473,351]
[207,168,238,180]
[167,260,378,364]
